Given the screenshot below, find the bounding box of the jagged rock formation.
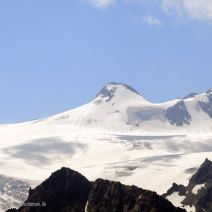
[164,159,212,212]
[7,167,185,212]
[165,183,187,197]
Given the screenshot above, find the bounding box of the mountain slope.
[7,167,185,212]
[0,83,212,211]
[37,82,212,133]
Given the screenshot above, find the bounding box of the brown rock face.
[7,168,185,212]
[17,167,92,212]
[87,179,184,212]
[164,159,212,212]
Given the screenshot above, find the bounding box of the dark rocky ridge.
[163,159,212,212]
[7,167,185,212]
[164,183,187,197]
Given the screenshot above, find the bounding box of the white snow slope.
[0,83,211,211]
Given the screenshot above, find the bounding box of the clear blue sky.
[0,0,212,123]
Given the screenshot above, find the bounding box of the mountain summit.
[96,82,140,101]
[42,83,212,133]
[94,82,149,105]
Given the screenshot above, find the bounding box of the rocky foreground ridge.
[6,167,185,212]
[163,159,212,212]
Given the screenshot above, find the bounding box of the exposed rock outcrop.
[164,159,212,212]
[7,167,185,212]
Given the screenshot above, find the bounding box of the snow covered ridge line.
[33,82,212,133]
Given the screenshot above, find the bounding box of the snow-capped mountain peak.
[95,82,148,104]
[35,83,212,133]
[96,82,139,99]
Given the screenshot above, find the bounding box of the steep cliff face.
[15,168,91,212]
[7,167,185,212]
[164,159,212,212]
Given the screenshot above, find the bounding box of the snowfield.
[0,123,211,195]
[0,83,211,211]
